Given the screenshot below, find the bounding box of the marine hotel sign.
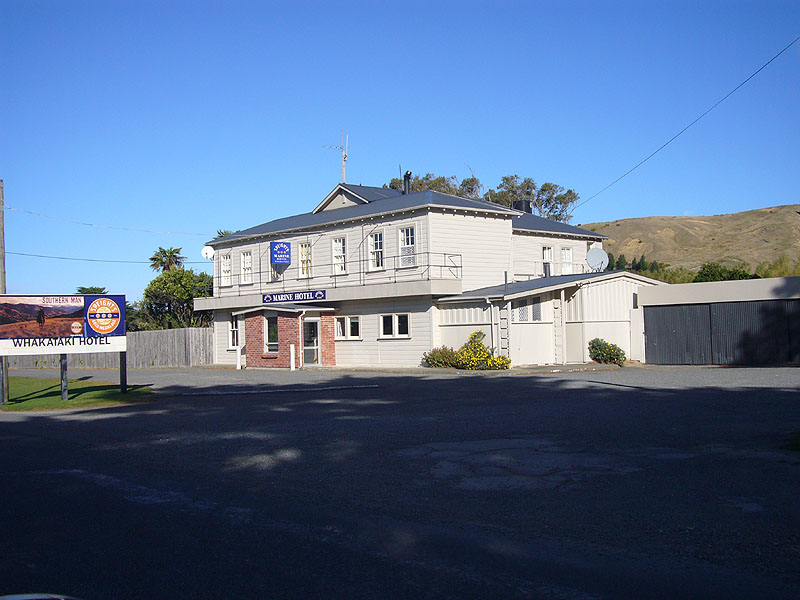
[262,290,326,304]
[0,295,127,356]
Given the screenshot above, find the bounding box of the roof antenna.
[323,130,348,183]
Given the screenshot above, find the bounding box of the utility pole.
[0,179,8,404]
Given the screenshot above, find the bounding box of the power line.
[7,251,206,265]
[574,33,800,212]
[5,205,213,237]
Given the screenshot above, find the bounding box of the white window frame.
[228,313,239,349]
[561,247,573,275]
[220,254,232,287]
[369,230,384,271]
[334,315,361,340]
[542,246,553,276]
[264,315,279,353]
[379,313,411,339]
[240,251,253,284]
[511,297,542,323]
[332,236,347,275]
[398,226,416,268]
[299,242,312,277]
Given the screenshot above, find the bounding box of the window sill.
[260,352,279,359]
[335,337,363,342]
[378,336,411,340]
[396,264,418,270]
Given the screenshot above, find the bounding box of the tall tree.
[142,268,212,329]
[616,254,628,270]
[76,286,107,294]
[485,174,537,208]
[533,182,579,223]
[457,176,484,199]
[387,172,460,195]
[149,246,186,272]
[605,253,616,271]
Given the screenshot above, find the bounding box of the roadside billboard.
[0,294,127,356]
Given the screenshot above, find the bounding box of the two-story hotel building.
[194,180,659,368]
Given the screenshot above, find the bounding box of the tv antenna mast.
[323,130,348,183]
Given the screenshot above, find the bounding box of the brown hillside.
[581,204,800,271]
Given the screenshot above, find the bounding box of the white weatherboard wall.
[428,211,513,291]
[213,310,245,367]
[509,293,556,365]
[511,234,589,278]
[565,277,657,362]
[334,297,434,367]
[435,303,494,351]
[213,211,431,297]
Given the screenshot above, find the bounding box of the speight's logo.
[87,297,121,334]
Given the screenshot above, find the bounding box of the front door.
[302,320,320,365]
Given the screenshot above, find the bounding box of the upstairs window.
[399,226,416,267]
[369,232,384,270]
[221,254,232,286]
[299,242,312,277]
[240,251,253,284]
[333,237,347,274]
[542,246,553,276]
[561,248,573,275]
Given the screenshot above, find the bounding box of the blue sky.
[2,0,798,300]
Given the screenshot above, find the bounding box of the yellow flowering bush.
[453,331,511,370]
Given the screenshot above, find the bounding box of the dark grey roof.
[438,272,624,302]
[211,189,519,245]
[339,184,401,202]
[512,213,606,239]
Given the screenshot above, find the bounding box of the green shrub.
[454,331,511,370]
[588,338,626,366]
[423,345,458,368]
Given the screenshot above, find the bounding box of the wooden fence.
[7,327,213,369]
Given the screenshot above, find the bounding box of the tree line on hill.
[605,253,800,283]
[385,172,579,223]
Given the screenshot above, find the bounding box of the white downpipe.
[289,344,296,371]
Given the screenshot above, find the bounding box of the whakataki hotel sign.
[0,294,127,356]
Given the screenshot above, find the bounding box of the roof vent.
[403,170,412,195]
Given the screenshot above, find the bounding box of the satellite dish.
[201,245,215,260]
[586,247,609,271]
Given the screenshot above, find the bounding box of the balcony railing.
[212,251,463,298]
[513,262,592,280]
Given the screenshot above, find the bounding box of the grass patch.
[1,376,153,412]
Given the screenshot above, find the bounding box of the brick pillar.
[278,312,302,369]
[319,314,336,366]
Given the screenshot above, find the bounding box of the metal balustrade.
[513,262,593,281]
[211,251,463,297]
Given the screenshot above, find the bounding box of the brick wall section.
[320,314,336,366]
[244,311,302,369]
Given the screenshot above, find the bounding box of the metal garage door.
[644,304,712,364]
[710,301,789,364]
[646,299,800,365]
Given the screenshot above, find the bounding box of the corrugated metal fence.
[7,327,213,369]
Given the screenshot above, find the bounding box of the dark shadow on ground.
[0,369,798,599]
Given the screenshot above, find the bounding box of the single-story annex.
[194,179,661,368]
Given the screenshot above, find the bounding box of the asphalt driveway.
[1,365,798,599]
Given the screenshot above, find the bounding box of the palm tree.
[149,246,186,272]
